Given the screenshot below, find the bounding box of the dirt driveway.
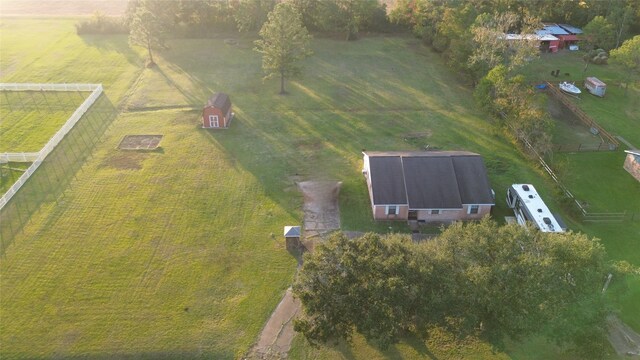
[245,181,341,359]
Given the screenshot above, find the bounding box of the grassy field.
[0,18,637,360]
[0,91,89,152]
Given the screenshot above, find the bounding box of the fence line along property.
[0,83,103,210]
[544,81,619,149]
[515,126,631,222]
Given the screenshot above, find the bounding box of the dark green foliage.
[474,65,553,155]
[254,2,312,94]
[313,0,383,41]
[293,232,436,348]
[294,220,611,352]
[128,0,173,64]
[173,0,237,36]
[75,12,128,35]
[234,0,277,33]
[582,16,616,51]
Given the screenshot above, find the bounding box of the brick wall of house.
[624,154,640,182]
[373,205,409,220]
[416,205,491,223]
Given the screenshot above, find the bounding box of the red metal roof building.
[202,93,233,129]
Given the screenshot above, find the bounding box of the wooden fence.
[510,124,637,223]
[545,81,619,148]
[0,83,103,210]
[552,142,617,152]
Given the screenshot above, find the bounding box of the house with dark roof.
[362,151,495,223]
[202,93,233,129]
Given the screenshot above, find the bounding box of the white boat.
[559,81,581,95]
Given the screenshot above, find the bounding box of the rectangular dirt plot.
[118,135,163,150]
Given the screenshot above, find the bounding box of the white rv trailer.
[506,184,567,233]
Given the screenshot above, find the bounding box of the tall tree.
[293,232,435,348]
[294,221,612,356]
[468,11,541,76]
[582,15,616,51]
[610,35,640,92]
[234,0,276,33]
[610,35,640,80]
[316,0,379,41]
[128,0,171,66]
[254,3,312,94]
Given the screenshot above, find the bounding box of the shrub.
[76,12,128,35]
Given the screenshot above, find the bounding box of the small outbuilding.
[624,150,640,182]
[584,77,606,97]
[202,93,233,129]
[284,226,302,251]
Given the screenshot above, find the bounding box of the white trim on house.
[467,204,480,214]
[385,205,400,215]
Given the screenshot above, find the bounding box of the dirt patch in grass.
[118,135,163,150]
[100,152,148,170]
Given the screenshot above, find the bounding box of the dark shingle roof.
[403,156,461,208]
[452,156,494,204]
[369,156,408,205]
[365,151,494,209]
[206,93,231,114]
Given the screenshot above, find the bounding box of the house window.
[386,206,399,215]
[209,115,219,127]
[430,209,440,215]
[468,205,480,214]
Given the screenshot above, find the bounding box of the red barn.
[202,93,233,129]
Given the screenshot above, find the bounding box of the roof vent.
[538,209,543,213]
[543,217,552,225]
[522,185,530,191]
[529,195,534,199]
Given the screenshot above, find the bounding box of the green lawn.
[519,50,640,147]
[0,91,89,152]
[0,18,637,359]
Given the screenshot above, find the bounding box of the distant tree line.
[294,220,636,358]
[77,0,392,38]
[389,0,639,156]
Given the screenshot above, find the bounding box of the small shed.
[284,226,302,251]
[202,93,233,129]
[624,150,640,182]
[584,77,606,97]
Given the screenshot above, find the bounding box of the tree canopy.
[128,0,171,65]
[610,35,640,84]
[254,3,312,94]
[293,220,612,356]
[582,16,617,51]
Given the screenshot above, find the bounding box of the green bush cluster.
[75,12,128,35]
[584,49,609,65]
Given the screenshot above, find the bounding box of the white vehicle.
[506,184,567,233]
[559,81,582,95]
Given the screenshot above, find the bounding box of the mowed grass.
[0,91,88,152]
[519,50,640,147]
[1,109,299,358]
[0,18,143,104]
[519,50,640,333]
[0,18,636,360]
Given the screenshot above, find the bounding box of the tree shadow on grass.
[80,34,142,67]
[0,95,118,255]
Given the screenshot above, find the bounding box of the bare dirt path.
[245,181,341,359]
[608,315,640,357]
